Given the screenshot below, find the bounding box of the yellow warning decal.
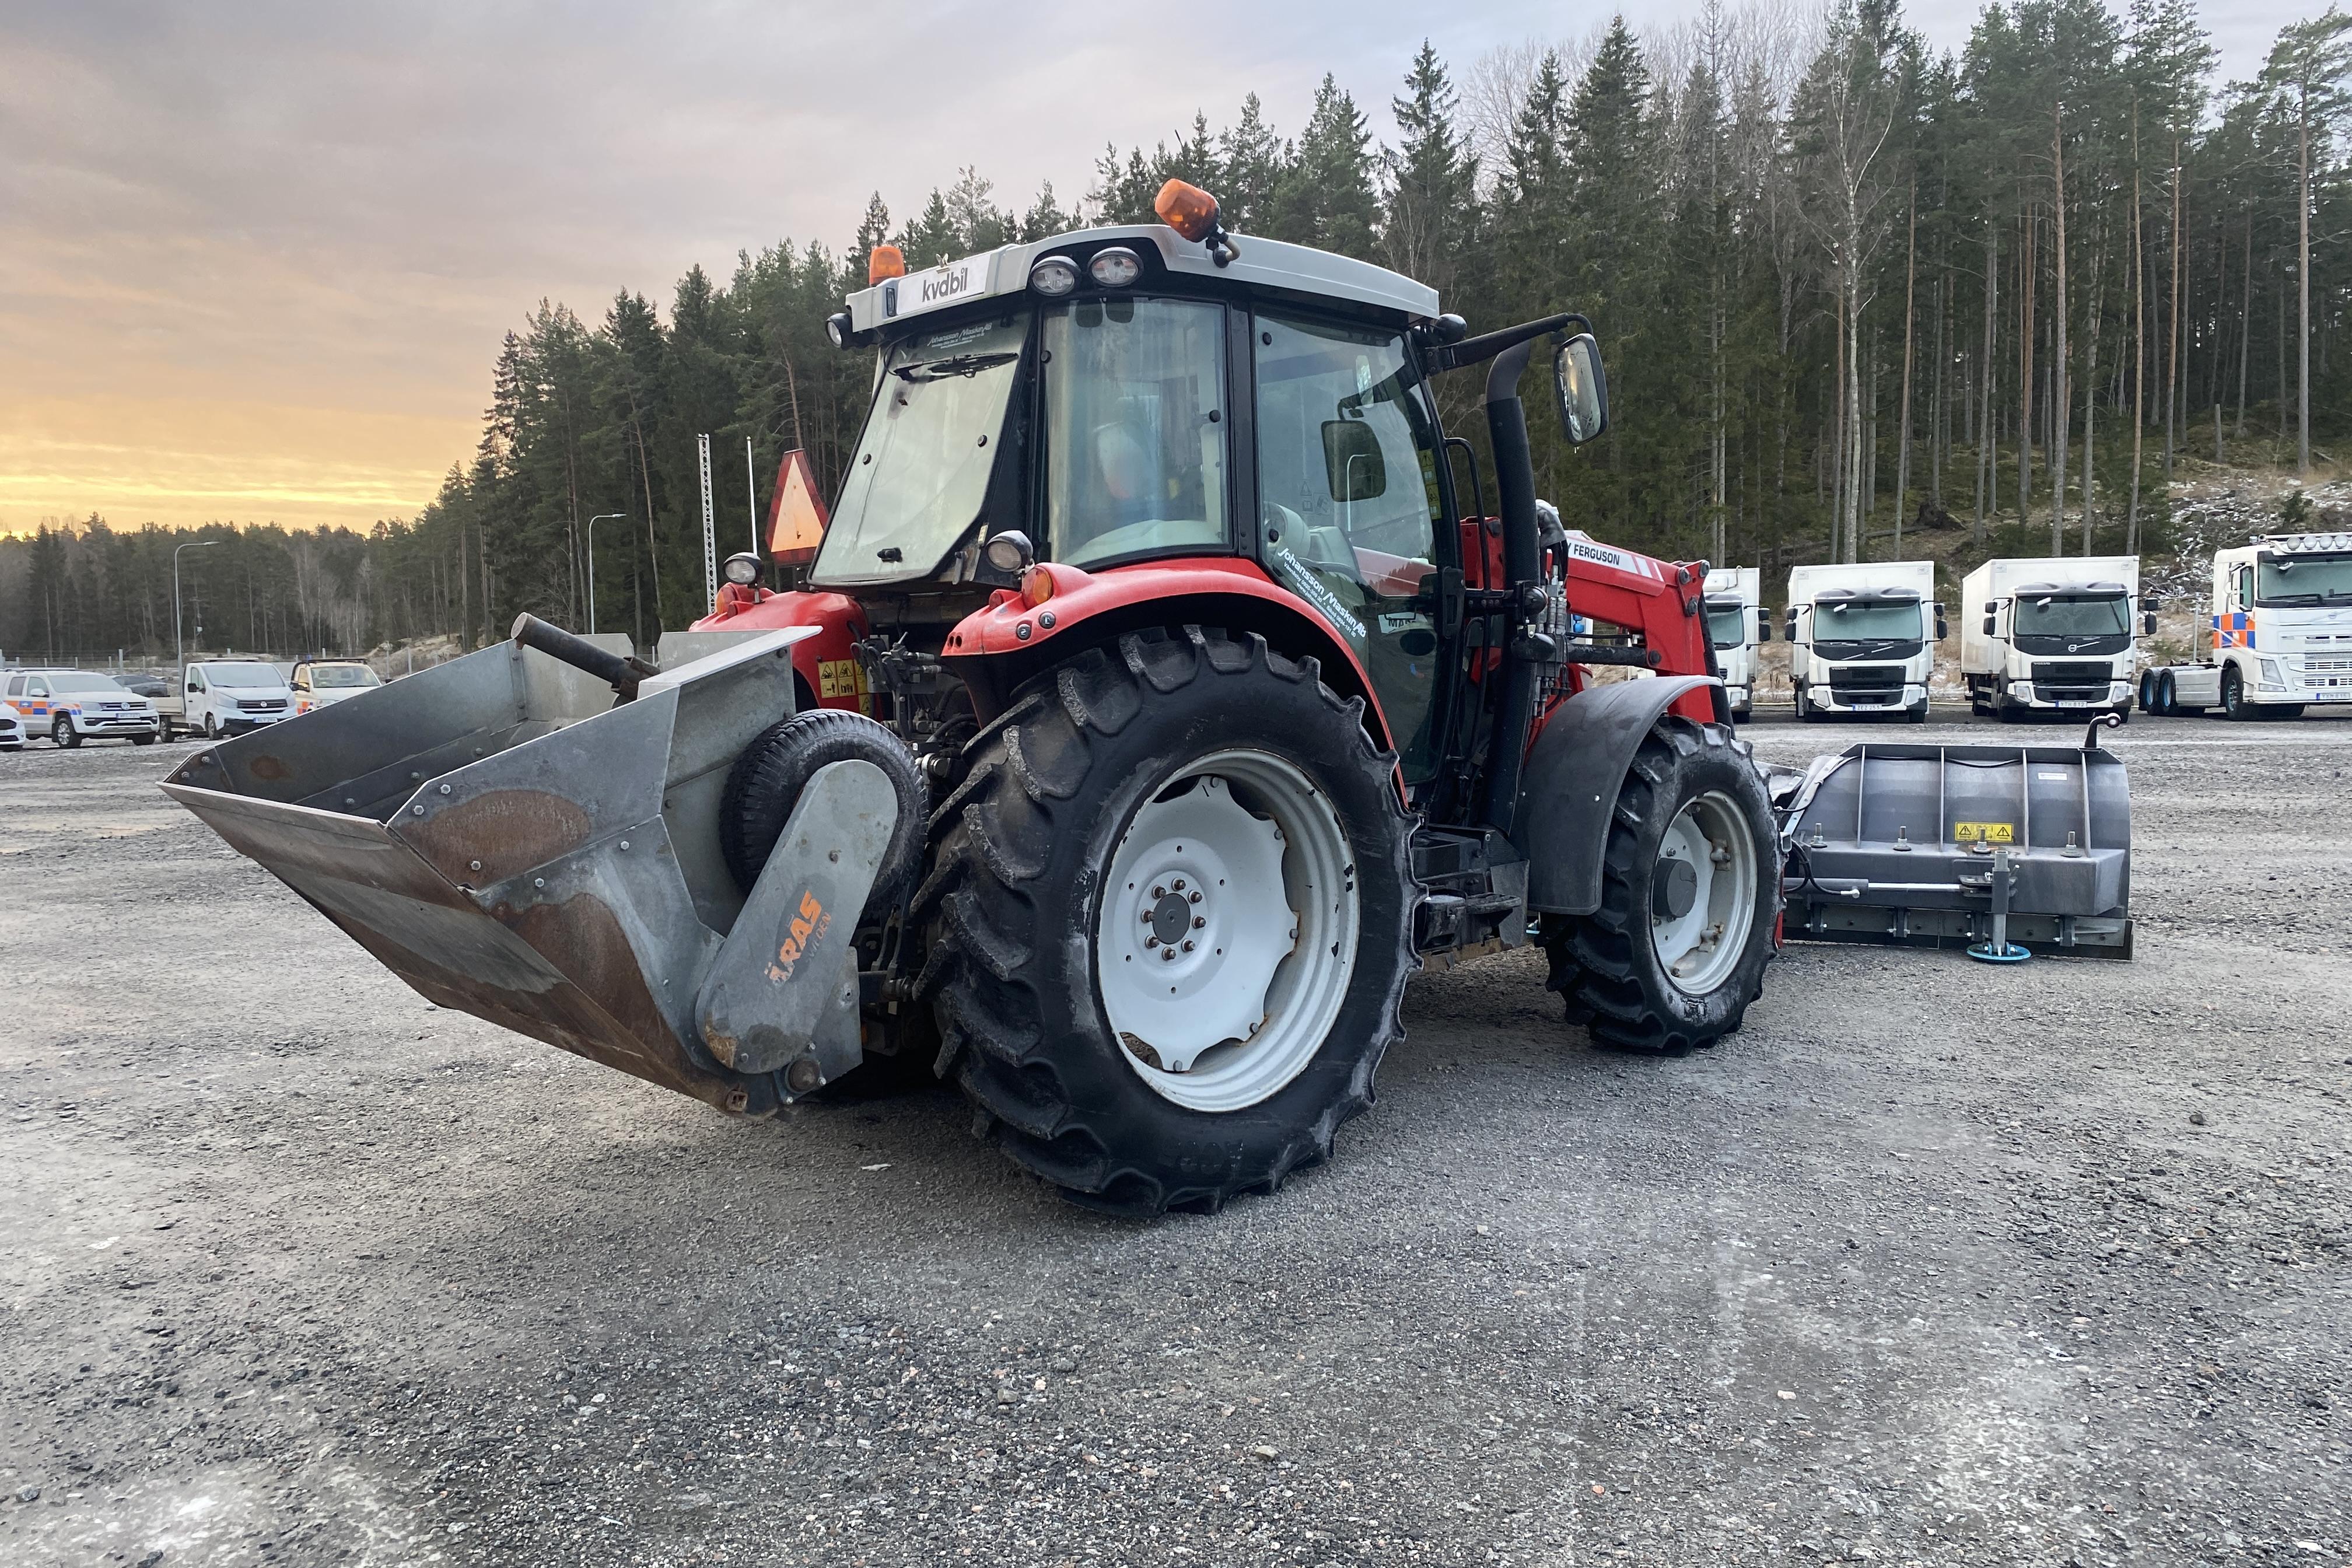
[816,657,866,701]
[1951,821,2015,843]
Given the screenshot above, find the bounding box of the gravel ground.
[2,712,2347,1568]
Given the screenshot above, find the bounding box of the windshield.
[52,672,127,695]
[813,314,1027,586]
[206,664,284,688]
[1812,600,1923,641]
[2013,594,2129,637]
[309,664,379,688]
[1045,298,1228,567]
[1706,604,1747,650]
[2257,553,2352,606]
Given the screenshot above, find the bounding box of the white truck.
[2140,531,2352,719]
[289,658,383,714]
[156,658,298,740]
[1702,566,1766,719]
[1783,560,1942,722]
[1961,556,2146,721]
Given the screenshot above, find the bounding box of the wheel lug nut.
[1142,909,1154,923]
[1172,878,1185,891]
[1181,940,1195,952]
[1160,948,1176,962]
[1152,886,1166,898]
[1188,890,1201,904]
[1192,916,1205,929]
[1146,937,1158,949]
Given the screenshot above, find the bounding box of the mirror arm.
[1426,313,1591,376]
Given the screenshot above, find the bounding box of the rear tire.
[1542,718,1779,1056]
[916,627,1412,1215]
[2157,671,2179,715]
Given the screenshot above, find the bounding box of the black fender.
[1514,676,1723,915]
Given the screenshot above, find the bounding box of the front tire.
[2222,664,2253,721]
[917,628,1412,1215]
[52,718,80,750]
[1542,718,1779,1056]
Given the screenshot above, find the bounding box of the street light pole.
[584,514,626,635]
[173,538,221,671]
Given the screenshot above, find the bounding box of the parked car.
[113,671,172,699]
[0,704,23,751]
[156,659,296,740]
[1,668,160,747]
[289,659,383,713]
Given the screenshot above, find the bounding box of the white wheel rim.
[1096,748,1359,1113]
[1649,790,1759,998]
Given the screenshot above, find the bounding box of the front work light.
[982,531,1036,575]
[1088,246,1142,288]
[1029,255,1079,296]
[723,551,762,586]
[825,310,853,349]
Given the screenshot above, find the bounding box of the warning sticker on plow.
[1951,821,2016,843]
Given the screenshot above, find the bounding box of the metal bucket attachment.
[1772,735,2133,960]
[160,626,856,1111]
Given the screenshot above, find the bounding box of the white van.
[160,659,297,740]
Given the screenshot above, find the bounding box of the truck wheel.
[1795,685,1817,722]
[719,708,928,914]
[1542,716,1778,1056]
[918,627,1412,1215]
[2155,672,2178,715]
[52,717,80,750]
[2222,665,2253,721]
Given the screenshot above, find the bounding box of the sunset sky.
[0,0,2306,539]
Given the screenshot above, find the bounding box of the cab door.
[1250,310,1450,785]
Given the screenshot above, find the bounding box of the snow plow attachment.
[1770,716,2133,960]
[161,620,900,1113]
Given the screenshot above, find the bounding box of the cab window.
[1252,311,1444,782]
[1042,298,1229,569]
[4,677,20,698]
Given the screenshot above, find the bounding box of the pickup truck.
[289,659,383,714]
[2,668,160,746]
[156,659,297,740]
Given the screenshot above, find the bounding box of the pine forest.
[8,0,2352,665]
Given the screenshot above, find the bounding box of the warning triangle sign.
[768,449,829,562]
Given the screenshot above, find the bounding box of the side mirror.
[2143,611,2158,636]
[1783,611,1798,640]
[1983,600,1998,614]
[1982,615,1996,635]
[1936,617,1950,641]
[1758,618,1772,643]
[1553,333,1608,444]
[1321,420,1387,503]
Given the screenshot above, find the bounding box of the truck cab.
[1783,561,1941,722]
[1961,556,2143,720]
[290,659,383,714]
[1701,566,1765,719]
[2150,532,2352,718]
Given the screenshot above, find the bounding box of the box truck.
[1961,556,2144,720]
[1702,566,1766,719]
[1783,561,1941,722]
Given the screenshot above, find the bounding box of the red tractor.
[167,181,1780,1214]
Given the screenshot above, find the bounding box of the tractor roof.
[844,223,1440,337]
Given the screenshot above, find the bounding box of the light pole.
[173,538,221,671]
[584,514,626,635]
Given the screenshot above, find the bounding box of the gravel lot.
[2,711,2347,1567]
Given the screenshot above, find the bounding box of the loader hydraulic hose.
[509,612,661,702]
[1479,336,1543,840]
